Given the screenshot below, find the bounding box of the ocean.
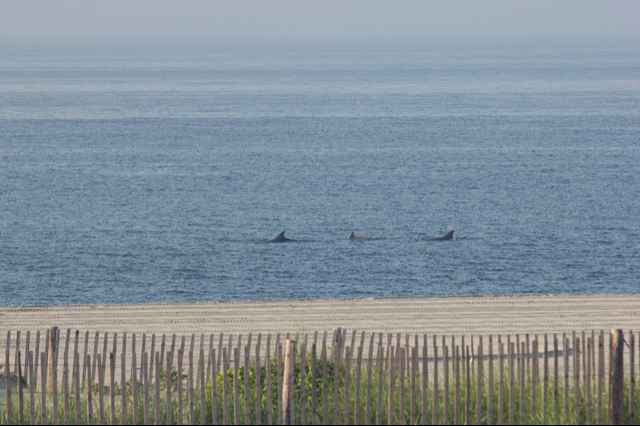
[1,40,639,305]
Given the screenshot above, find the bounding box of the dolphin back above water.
[268,230,454,242]
[431,230,455,241]
[349,232,369,241]
[270,231,294,243]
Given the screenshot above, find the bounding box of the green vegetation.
[0,353,637,425]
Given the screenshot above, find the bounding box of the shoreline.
[2,291,639,310]
[1,293,639,336]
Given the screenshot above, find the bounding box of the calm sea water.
[1,41,639,306]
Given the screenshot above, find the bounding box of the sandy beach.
[1,294,639,337]
[1,293,637,382]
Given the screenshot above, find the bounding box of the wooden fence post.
[48,326,59,393]
[282,339,295,426]
[610,329,624,425]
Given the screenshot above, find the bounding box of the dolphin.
[270,231,294,243]
[349,232,369,241]
[431,230,455,241]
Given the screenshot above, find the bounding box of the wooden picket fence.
[0,328,635,425]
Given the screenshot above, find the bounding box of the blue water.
[1,41,640,306]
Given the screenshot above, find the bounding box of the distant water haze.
[1,0,639,45]
[1,36,639,305]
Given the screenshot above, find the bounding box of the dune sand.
[1,294,638,337]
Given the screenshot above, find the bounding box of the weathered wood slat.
[399,346,406,426]
[508,343,515,425]
[553,333,559,422]
[311,342,318,426]
[454,345,461,426]
[63,329,71,425]
[28,351,36,425]
[276,340,284,426]
[586,338,593,425]
[443,344,450,425]
[121,332,128,424]
[233,347,240,426]
[35,330,42,392]
[574,337,581,422]
[300,341,308,426]
[17,351,24,425]
[41,351,48,424]
[611,330,625,425]
[156,352,162,426]
[223,348,230,426]
[465,345,472,426]
[410,345,417,426]
[255,341,262,426]
[282,339,295,426]
[177,348,184,426]
[387,345,395,426]
[91,331,99,392]
[519,342,525,423]
[597,331,604,425]
[333,329,342,426]
[531,338,538,418]
[150,334,156,385]
[344,345,352,425]
[476,337,483,426]
[5,332,13,423]
[583,335,589,420]
[141,334,147,386]
[198,349,206,425]
[375,344,384,426]
[75,350,81,424]
[488,335,494,426]
[188,349,195,425]
[266,335,273,426]
[498,342,504,426]
[102,332,108,386]
[143,352,150,426]
[210,349,217,425]
[132,335,139,426]
[255,333,263,426]
[421,334,428,426]
[109,353,116,425]
[98,354,106,425]
[543,334,549,425]
[24,331,31,386]
[525,334,530,384]
[563,334,570,421]
[167,351,175,425]
[432,340,439,426]
[160,334,166,377]
[630,331,636,422]
[217,333,224,373]
[244,345,251,425]
[87,354,94,424]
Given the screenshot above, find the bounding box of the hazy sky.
[2,0,639,45]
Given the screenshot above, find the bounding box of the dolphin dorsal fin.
[271,231,289,242]
[349,232,355,240]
